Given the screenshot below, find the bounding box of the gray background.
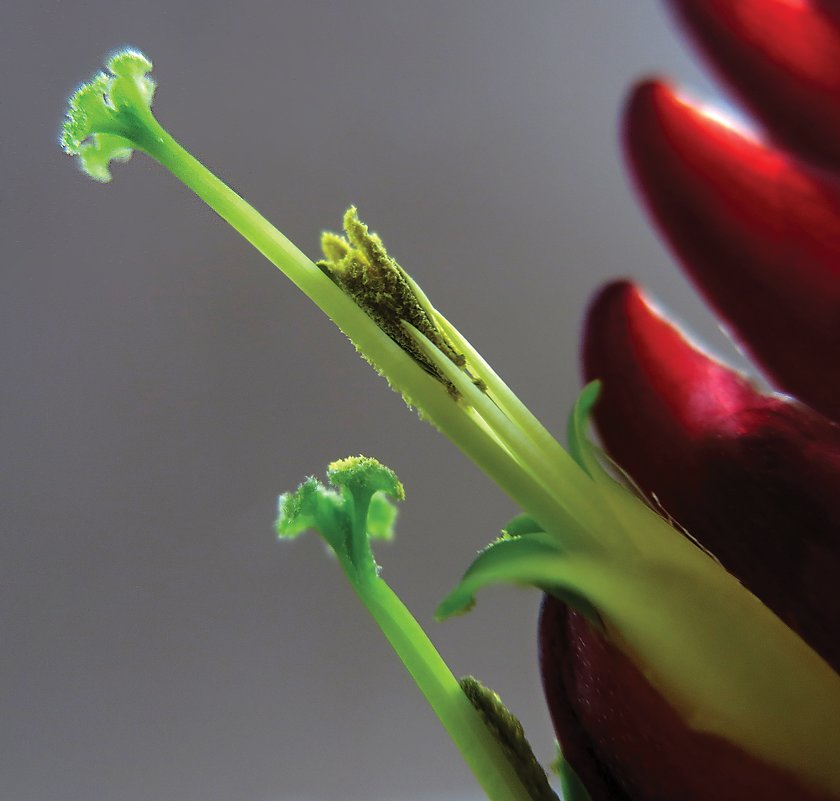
[3,3,744,800]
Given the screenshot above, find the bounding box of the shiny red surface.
[623,80,840,421]
[666,0,840,168]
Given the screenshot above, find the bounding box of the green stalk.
[139,126,584,541]
[357,579,535,801]
[433,311,580,477]
[145,124,386,348]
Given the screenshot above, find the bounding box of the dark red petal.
[623,79,840,422]
[538,599,635,801]
[581,280,840,673]
[664,0,840,169]
[539,597,830,801]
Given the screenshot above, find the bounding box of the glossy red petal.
[539,597,830,801]
[623,79,840,422]
[664,0,840,168]
[581,280,840,673]
[538,598,634,801]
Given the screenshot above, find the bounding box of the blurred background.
[2,2,744,800]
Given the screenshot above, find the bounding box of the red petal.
[664,0,840,168]
[581,280,840,673]
[538,598,635,801]
[540,597,830,801]
[623,79,840,422]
